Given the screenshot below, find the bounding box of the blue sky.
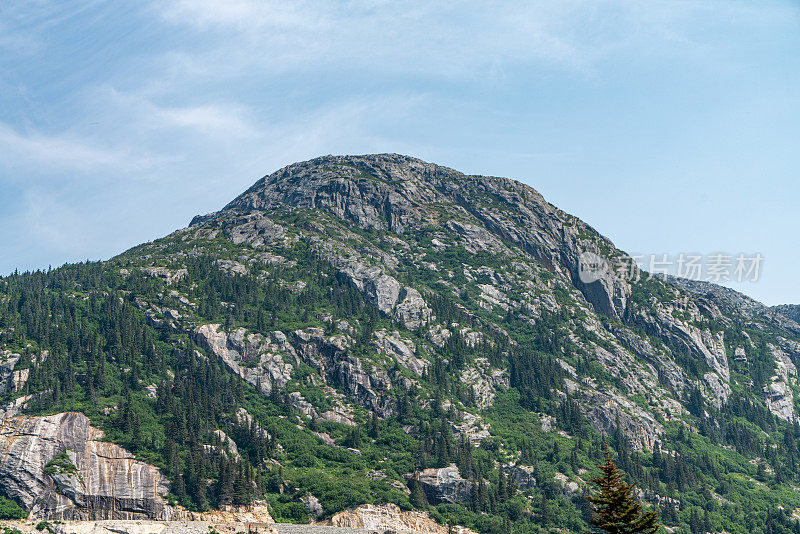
[1,1,798,305]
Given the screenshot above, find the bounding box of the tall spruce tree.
[588,446,660,534]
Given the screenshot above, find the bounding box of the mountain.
[773,305,800,325]
[2,153,800,533]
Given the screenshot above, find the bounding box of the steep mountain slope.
[773,305,800,325]
[2,154,800,534]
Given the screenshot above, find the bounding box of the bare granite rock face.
[413,465,472,505]
[773,304,800,326]
[553,472,580,496]
[215,259,249,275]
[141,267,187,285]
[502,464,536,491]
[702,372,731,409]
[194,324,294,395]
[215,154,634,321]
[332,355,394,416]
[170,503,275,524]
[632,305,731,384]
[765,380,795,422]
[5,521,276,534]
[450,411,491,446]
[0,412,170,520]
[0,351,29,395]
[227,213,287,248]
[392,287,433,330]
[301,494,324,520]
[373,330,427,376]
[322,503,477,534]
[290,328,397,417]
[222,155,441,233]
[761,343,798,421]
[579,389,664,451]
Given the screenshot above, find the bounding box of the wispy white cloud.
[154,0,593,78]
[96,87,258,139]
[0,85,428,273]
[162,105,254,137]
[0,122,155,174]
[153,0,793,82]
[159,0,319,31]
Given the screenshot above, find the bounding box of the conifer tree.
[369,411,380,439]
[588,446,660,534]
[409,478,428,508]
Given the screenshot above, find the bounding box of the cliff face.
[0,412,170,520]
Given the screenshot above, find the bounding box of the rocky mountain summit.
[2,154,800,533]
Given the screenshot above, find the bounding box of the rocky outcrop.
[332,355,394,416]
[291,327,396,417]
[446,219,509,255]
[459,357,507,411]
[223,155,441,233]
[48,521,275,534]
[773,304,800,325]
[392,287,433,329]
[226,213,287,248]
[763,343,798,421]
[301,494,324,519]
[765,380,795,422]
[373,330,427,376]
[451,411,491,445]
[364,273,402,314]
[288,391,319,419]
[580,389,664,451]
[194,324,294,395]
[553,472,580,495]
[202,430,241,460]
[0,395,33,418]
[214,259,248,275]
[502,464,536,490]
[702,372,731,409]
[412,465,472,505]
[0,412,170,520]
[633,305,731,384]
[0,351,28,395]
[169,503,274,523]
[662,275,766,319]
[141,267,187,285]
[323,503,476,534]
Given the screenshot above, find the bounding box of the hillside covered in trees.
[2,154,800,534]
